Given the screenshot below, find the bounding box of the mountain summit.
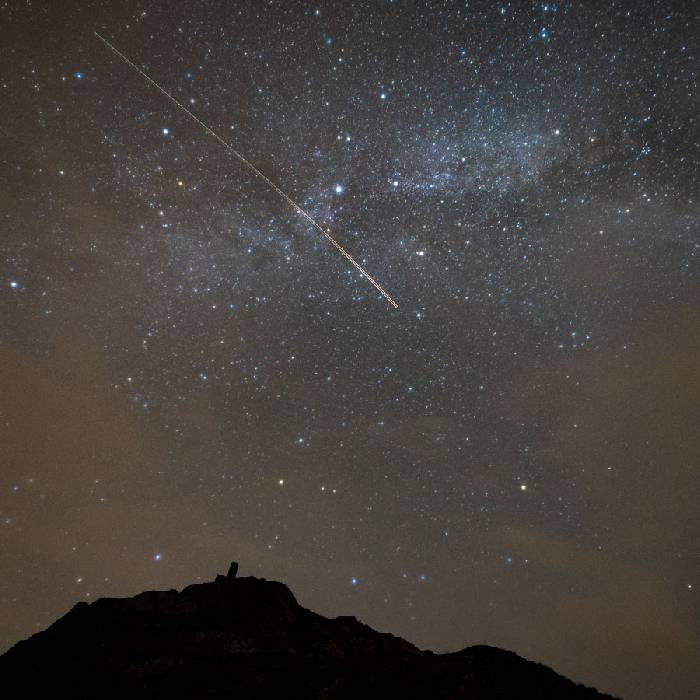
[0,562,616,698]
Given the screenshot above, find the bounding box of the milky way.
[1,3,698,698]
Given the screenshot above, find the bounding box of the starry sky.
[1,1,698,697]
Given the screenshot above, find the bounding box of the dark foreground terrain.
[0,563,617,698]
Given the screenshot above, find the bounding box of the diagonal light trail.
[94,32,399,309]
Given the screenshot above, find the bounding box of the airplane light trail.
[94,32,398,309]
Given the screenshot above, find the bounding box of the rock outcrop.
[0,563,617,698]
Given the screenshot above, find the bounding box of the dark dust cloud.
[1,2,698,698]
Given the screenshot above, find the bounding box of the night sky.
[1,2,698,697]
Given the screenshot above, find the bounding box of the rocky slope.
[0,563,617,698]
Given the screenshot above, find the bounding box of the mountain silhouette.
[0,563,617,698]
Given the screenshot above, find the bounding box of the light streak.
[94,32,398,308]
